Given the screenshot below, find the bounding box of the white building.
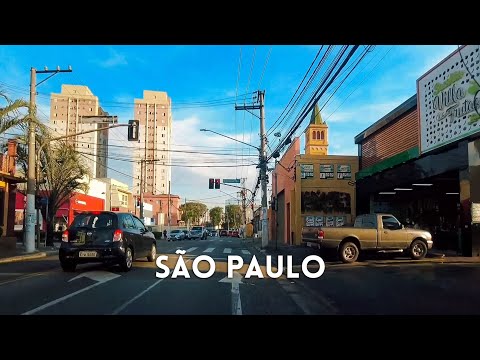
[132,90,172,196]
[50,85,117,178]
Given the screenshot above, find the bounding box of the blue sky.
[0,45,459,208]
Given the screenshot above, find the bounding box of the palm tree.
[0,92,30,135]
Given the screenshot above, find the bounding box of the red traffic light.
[209,178,214,189]
[215,179,220,189]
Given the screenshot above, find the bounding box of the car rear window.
[71,213,115,229]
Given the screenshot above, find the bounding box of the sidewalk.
[243,237,480,266]
[0,242,60,264]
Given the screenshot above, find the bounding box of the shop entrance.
[372,170,460,252]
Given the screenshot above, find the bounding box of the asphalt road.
[1,236,480,315]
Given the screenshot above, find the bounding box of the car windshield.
[71,213,114,229]
[170,230,181,233]
[191,227,202,231]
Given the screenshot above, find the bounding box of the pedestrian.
[163,229,168,241]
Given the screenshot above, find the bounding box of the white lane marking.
[110,258,192,315]
[219,272,243,315]
[22,282,104,315]
[185,247,198,253]
[22,270,120,315]
[223,248,232,254]
[204,248,215,253]
[241,250,251,255]
[110,279,165,315]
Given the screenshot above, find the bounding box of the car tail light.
[113,229,123,242]
[62,230,69,242]
[317,230,324,240]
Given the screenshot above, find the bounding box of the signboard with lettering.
[315,216,324,226]
[305,216,315,227]
[300,164,314,179]
[325,216,334,227]
[336,164,351,180]
[418,45,480,153]
[223,179,241,184]
[319,164,334,179]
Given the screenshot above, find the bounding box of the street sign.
[223,179,241,184]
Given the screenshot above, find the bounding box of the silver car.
[168,229,186,241]
[189,226,207,240]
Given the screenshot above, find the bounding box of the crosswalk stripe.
[241,250,250,255]
[186,247,198,253]
[224,248,232,254]
[204,248,215,253]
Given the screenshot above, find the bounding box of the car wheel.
[410,239,427,260]
[147,243,156,262]
[60,260,76,272]
[339,241,359,263]
[120,247,133,272]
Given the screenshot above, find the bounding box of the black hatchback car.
[59,211,157,272]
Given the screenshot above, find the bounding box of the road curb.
[0,252,48,264]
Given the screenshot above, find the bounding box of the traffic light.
[128,120,139,141]
[209,178,214,189]
[215,178,220,189]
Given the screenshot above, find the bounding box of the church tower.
[305,103,328,155]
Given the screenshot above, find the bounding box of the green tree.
[0,92,30,135]
[209,207,223,228]
[15,128,91,245]
[38,141,91,245]
[225,204,242,229]
[180,202,208,225]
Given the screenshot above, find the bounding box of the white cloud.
[94,48,128,68]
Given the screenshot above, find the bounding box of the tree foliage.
[180,202,208,225]
[209,206,223,227]
[0,92,30,135]
[225,204,242,229]
[14,126,91,245]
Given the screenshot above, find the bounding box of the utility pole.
[235,90,268,248]
[140,159,144,220]
[25,66,72,253]
[168,180,171,233]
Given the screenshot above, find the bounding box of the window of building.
[163,141,165,144]
[162,134,164,137]
[313,131,316,140]
[321,131,324,140]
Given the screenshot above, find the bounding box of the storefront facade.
[271,104,359,246]
[355,45,480,256]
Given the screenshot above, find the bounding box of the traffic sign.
[223,179,241,184]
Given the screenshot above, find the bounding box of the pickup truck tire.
[409,239,427,260]
[339,241,359,263]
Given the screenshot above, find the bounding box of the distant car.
[189,226,208,240]
[220,230,228,237]
[168,229,186,241]
[230,230,239,238]
[59,211,156,272]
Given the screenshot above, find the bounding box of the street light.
[200,128,260,150]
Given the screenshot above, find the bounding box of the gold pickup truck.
[301,213,433,263]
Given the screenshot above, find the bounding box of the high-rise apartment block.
[132,90,172,196]
[49,85,117,178]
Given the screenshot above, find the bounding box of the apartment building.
[50,85,117,178]
[132,90,172,196]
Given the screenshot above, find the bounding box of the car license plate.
[79,251,97,258]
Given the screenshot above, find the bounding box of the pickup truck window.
[382,215,401,230]
[354,214,376,228]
